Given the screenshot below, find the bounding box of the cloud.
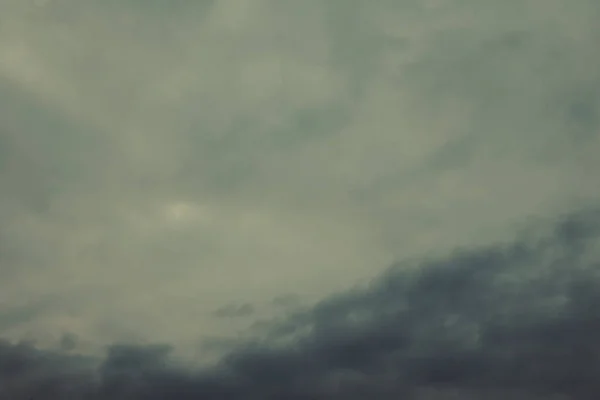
[271,293,302,309]
[0,207,599,399]
[212,303,255,319]
[0,0,599,390]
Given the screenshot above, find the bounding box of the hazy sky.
[1,0,599,391]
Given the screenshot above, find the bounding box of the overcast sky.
[1,1,599,398]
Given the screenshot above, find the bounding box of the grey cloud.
[1,0,600,388]
[212,303,255,319]
[0,303,50,332]
[271,293,302,308]
[58,332,78,352]
[1,207,599,399]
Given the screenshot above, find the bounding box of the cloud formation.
[0,0,599,397]
[1,207,599,399]
[212,303,255,319]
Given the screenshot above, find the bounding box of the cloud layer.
[1,207,600,399]
[1,0,599,397]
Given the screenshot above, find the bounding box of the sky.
[0,0,599,398]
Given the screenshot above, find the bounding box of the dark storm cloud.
[1,207,599,399]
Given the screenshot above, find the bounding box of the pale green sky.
[1,0,599,361]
